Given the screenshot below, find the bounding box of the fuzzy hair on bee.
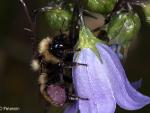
[31,36,61,71]
[38,37,52,54]
[31,59,40,71]
[38,37,60,64]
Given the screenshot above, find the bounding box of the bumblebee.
[30,35,87,106]
[20,0,88,107]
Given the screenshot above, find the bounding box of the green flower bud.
[85,0,117,14]
[45,8,72,31]
[107,11,141,48]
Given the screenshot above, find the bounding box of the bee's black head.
[49,33,68,58]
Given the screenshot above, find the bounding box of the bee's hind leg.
[66,93,89,103]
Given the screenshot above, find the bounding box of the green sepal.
[75,26,105,62]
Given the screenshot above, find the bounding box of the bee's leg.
[67,62,88,67]
[63,48,81,55]
[66,93,89,102]
[59,61,88,68]
[65,85,89,102]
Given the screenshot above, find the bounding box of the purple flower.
[64,26,150,113]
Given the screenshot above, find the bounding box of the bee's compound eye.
[54,43,64,49]
[47,85,66,106]
[50,34,66,57]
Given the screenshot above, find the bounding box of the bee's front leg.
[63,48,81,55]
[58,61,88,69]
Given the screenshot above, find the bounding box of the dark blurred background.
[0,0,150,113]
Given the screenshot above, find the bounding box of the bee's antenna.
[19,0,36,32]
[19,0,37,53]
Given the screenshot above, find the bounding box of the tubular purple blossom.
[72,48,116,113]
[64,26,150,113]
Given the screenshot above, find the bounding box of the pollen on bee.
[31,59,40,71]
[38,37,52,54]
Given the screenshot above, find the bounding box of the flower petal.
[73,49,116,113]
[63,102,78,113]
[96,43,150,110]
